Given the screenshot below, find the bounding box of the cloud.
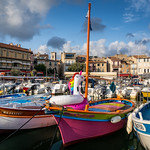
[123,13,137,23]
[47,36,67,49]
[62,39,107,57]
[124,0,150,23]
[81,17,106,33]
[62,39,149,58]
[126,33,135,38]
[0,0,58,41]
[108,40,148,56]
[37,38,150,59]
[34,45,50,55]
[135,38,150,45]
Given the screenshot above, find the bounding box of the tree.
[68,63,85,72]
[10,69,20,76]
[34,64,46,75]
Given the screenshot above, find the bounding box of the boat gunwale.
[0,113,52,118]
[48,98,135,115]
[132,102,150,124]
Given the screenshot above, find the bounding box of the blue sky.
[1,0,150,59]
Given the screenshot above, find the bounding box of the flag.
[86,10,89,18]
[85,10,92,31]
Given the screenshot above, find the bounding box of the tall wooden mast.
[85,3,91,99]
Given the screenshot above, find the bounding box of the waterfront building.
[0,42,33,75]
[34,52,59,76]
[89,60,107,72]
[107,57,121,73]
[128,56,138,75]
[133,55,150,75]
[76,55,86,63]
[61,52,76,71]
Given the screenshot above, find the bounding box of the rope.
[49,107,64,150]
[0,105,45,144]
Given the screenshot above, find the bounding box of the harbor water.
[0,125,145,150]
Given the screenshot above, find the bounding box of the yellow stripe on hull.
[142,91,150,98]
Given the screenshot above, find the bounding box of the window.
[22,53,24,59]
[7,50,9,57]
[144,69,146,73]
[15,52,17,58]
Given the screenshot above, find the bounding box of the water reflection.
[0,126,145,150]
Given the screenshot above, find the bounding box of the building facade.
[61,52,76,71]
[0,43,33,75]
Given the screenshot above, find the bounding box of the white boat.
[125,86,139,100]
[0,94,55,133]
[132,102,150,149]
[50,83,68,95]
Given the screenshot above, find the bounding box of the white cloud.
[108,41,148,56]
[34,45,50,55]
[37,39,150,59]
[62,39,107,57]
[124,0,150,23]
[0,0,58,40]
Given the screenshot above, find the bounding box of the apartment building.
[89,60,107,72]
[133,55,150,75]
[34,52,59,75]
[107,57,121,72]
[0,42,33,75]
[61,52,76,71]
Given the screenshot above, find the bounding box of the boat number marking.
[2,111,22,116]
[134,122,146,131]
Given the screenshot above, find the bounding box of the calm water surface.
[0,125,145,150]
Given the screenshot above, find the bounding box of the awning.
[118,74,132,77]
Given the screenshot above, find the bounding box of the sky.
[1,0,150,59]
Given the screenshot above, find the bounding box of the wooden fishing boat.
[0,95,56,133]
[46,98,134,146]
[0,93,26,99]
[132,102,150,149]
[45,3,135,146]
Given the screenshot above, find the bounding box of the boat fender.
[110,116,121,123]
[126,113,133,134]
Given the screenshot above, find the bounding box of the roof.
[0,43,33,54]
[89,61,106,64]
[133,55,149,59]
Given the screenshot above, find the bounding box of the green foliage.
[10,69,20,76]
[68,63,85,72]
[34,64,46,75]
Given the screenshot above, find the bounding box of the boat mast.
[85,3,91,99]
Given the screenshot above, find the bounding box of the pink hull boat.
[46,98,134,146]
[55,116,126,146]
